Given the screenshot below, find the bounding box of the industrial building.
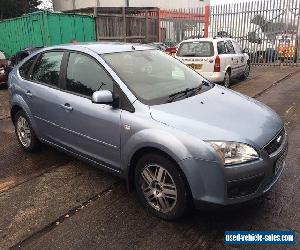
[53,0,210,11]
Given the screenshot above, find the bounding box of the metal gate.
[210,0,300,66]
[158,6,209,46]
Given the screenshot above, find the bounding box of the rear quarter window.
[217,41,227,54]
[177,41,214,57]
[19,55,38,80]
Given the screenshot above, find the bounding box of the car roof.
[41,42,154,55]
[180,37,233,43]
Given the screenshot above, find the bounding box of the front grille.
[264,128,285,155]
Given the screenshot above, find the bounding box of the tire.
[15,110,40,152]
[223,70,231,88]
[134,153,190,220]
[241,63,250,80]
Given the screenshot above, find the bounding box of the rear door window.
[32,51,64,87]
[177,41,214,57]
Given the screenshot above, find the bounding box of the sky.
[39,0,53,9]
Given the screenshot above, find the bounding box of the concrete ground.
[0,66,299,249]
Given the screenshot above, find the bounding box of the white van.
[175,38,250,87]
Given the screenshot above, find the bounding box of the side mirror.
[92,90,120,108]
[92,90,113,104]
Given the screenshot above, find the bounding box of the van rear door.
[175,41,215,73]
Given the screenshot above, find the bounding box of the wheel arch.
[10,95,40,137]
[10,104,23,124]
[225,66,232,75]
[126,146,192,201]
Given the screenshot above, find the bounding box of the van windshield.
[102,50,212,105]
[177,41,214,57]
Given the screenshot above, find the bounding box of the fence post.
[122,7,127,42]
[145,10,149,43]
[158,9,161,42]
[94,7,99,41]
[204,5,210,38]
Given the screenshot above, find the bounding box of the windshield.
[102,50,212,105]
[177,41,214,57]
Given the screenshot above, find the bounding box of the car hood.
[150,85,283,149]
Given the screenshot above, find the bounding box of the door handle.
[60,103,73,112]
[26,91,33,98]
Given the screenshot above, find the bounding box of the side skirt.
[40,138,125,178]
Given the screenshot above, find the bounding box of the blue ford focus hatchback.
[8,43,288,220]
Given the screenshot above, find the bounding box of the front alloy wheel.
[140,164,178,213]
[135,153,190,220]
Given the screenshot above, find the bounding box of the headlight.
[208,141,259,165]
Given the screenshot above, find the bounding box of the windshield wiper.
[167,84,202,103]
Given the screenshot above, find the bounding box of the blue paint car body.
[8,43,287,210]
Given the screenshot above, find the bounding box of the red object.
[159,10,205,21]
[0,60,7,83]
[214,55,221,72]
[204,5,210,38]
[158,5,210,42]
[166,47,177,54]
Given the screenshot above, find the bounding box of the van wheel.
[134,153,190,220]
[241,63,250,80]
[224,71,231,88]
[15,110,40,152]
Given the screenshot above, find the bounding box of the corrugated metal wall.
[0,12,96,57]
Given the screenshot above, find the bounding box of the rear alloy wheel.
[224,71,231,88]
[15,111,39,152]
[135,153,190,220]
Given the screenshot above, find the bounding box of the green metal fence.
[0,11,96,57]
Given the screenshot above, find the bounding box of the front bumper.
[179,134,288,209]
